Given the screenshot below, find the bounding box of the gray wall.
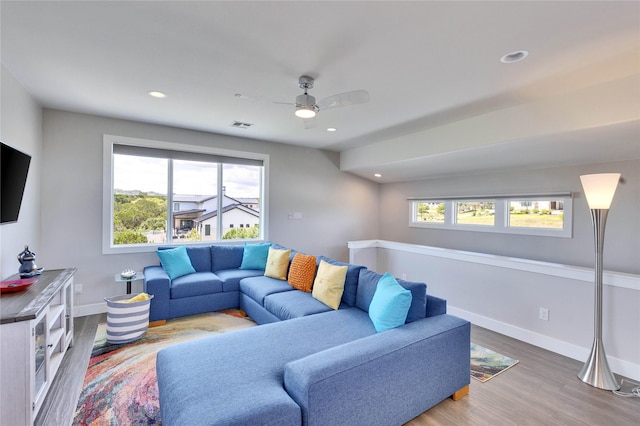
[379,160,640,275]
[0,65,42,279]
[40,109,379,308]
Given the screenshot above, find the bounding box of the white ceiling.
[2,1,639,182]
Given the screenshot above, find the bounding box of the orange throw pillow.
[288,253,317,292]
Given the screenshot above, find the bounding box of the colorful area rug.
[470,343,519,382]
[73,309,256,426]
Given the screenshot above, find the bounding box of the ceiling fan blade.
[317,90,369,111]
[273,101,295,106]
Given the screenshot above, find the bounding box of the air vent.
[231,121,253,129]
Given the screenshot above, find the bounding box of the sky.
[114,155,260,198]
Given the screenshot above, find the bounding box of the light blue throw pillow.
[156,245,196,280]
[368,272,413,332]
[239,242,272,270]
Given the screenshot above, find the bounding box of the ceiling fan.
[279,75,370,119]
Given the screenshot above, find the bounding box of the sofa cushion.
[264,247,291,280]
[211,244,244,271]
[156,246,196,280]
[368,273,412,332]
[215,268,264,292]
[287,253,317,292]
[271,243,297,261]
[170,272,222,299]
[239,275,294,306]
[240,242,272,270]
[312,260,348,310]
[264,290,332,320]
[317,256,364,307]
[185,246,212,272]
[356,269,427,324]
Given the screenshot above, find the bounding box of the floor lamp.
[578,173,621,391]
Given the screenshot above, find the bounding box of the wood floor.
[38,315,639,426]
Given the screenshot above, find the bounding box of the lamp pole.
[577,173,620,391]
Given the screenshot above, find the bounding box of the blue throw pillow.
[240,242,272,270]
[368,272,413,332]
[156,246,196,280]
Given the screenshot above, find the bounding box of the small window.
[455,201,495,226]
[413,201,445,224]
[508,200,564,229]
[204,224,211,236]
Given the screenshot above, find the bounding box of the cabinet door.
[34,315,47,406]
[65,277,74,347]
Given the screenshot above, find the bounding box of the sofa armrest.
[284,314,470,426]
[426,294,447,317]
[144,265,170,322]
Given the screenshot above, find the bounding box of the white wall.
[378,160,640,274]
[0,65,42,280]
[40,109,379,312]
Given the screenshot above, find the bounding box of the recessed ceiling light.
[148,90,167,99]
[374,173,382,178]
[326,127,337,132]
[500,50,529,64]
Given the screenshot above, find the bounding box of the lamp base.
[578,338,620,391]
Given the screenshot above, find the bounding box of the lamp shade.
[580,173,621,209]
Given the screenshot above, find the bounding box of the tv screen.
[1,142,32,224]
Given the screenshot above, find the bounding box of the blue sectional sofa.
[146,243,470,426]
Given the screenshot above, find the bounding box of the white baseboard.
[74,302,107,317]
[449,305,640,382]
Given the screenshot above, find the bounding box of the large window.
[103,135,268,253]
[409,194,572,237]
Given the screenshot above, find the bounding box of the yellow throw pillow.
[312,260,348,309]
[264,247,291,280]
[288,253,317,292]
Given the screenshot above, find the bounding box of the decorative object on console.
[17,244,42,277]
[578,173,621,391]
[0,278,37,293]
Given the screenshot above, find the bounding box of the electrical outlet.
[75,283,83,294]
[539,307,549,321]
[401,273,407,280]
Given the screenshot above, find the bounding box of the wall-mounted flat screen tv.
[1,142,32,224]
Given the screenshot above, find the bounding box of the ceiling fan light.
[295,107,316,118]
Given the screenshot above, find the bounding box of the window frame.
[409,193,573,238]
[102,134,269,254]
